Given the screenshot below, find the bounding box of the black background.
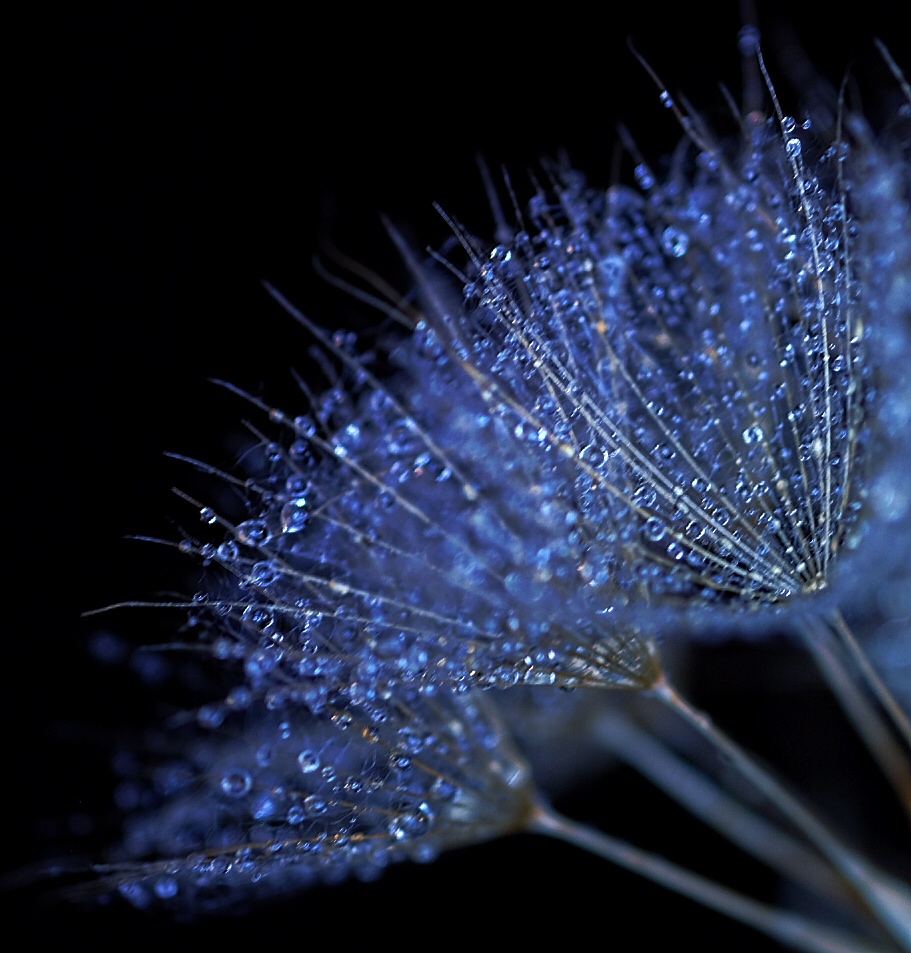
[6,2,910,948]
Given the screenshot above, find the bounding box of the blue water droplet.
[220,769,252,798]
[303,794,328,816]
[281,498,310,533]
[662,226,690,258]
[643,517,665,542]
[236,519,269,546]
[297,749,320,773]
[153,877,178,899]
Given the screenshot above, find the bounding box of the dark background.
[5,2,909,947]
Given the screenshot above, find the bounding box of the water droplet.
[303,794,328,816]
[634,164,655,190]
[252,793,279,820]
[297,749,320,774]
[242,604,273,629]
[643,517,665,542]
[281,498,310,533]
[216,540,239,562]
[250,560,280,587]
[220,769,252,798]
[236,519,269,546]
[197,703,225,729]
[686,520,706,541]
[153,877,178,899]
[118,882,151,909]
[294,415,317,438]
[388,802,434,841]
[662,226,690,258]
[737,24,760,56]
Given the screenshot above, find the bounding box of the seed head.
[92,688,533,913]
[181,52,911,716]
[79,40,911,924]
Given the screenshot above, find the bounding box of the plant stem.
[529,801,894,953]
[799,615,911,823]
[830,609,911,754]
[651,675,911,951]
[595,709,855,907]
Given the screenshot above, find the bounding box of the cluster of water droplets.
[208,102,911,674]
[99,57,911,911]
[99,687,531,913]
[175,370,660,703]
[457,127,874,614]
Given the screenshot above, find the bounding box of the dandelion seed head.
[96,690,532,913]
[410,73,911,644]
[65,35,911,922]
[157,47,911,719]
[455,137,853,610]
[18,8,911,943]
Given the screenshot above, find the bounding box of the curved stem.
[800,615,911,824]
[651,675,911,951]
[529,801,893,953]
[595,709,855,907]
[830,609,911,753]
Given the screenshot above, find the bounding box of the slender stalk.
[594,710,855,906]
[830,609,911,753]
[651,675,911,951]
[529,801,894,953]
[800,615,911,823]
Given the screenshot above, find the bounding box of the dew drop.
[297,749,321,774]
[388,802,434,841]
[281,498,310,533]
[198,703,225,729]
[216,540,239,562]
[737,24,760,56]
[643,517,665,542]
[220,769,252,798]
[236,519,269,546]
[634,164,655,190]
[662,226,690,258]
[153,877,178,899]
[303,794,329,816]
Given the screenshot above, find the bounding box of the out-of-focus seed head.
[90,688,533,914]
